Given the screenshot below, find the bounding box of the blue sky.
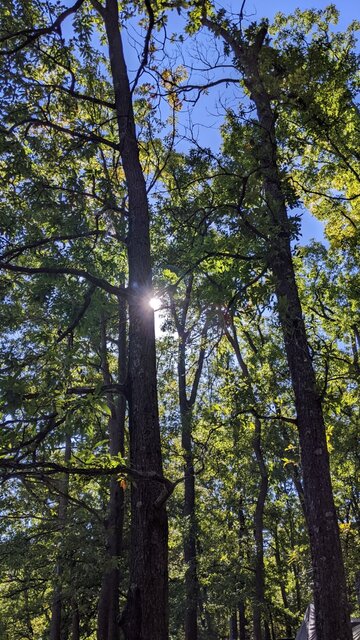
[224,0,358,28]
[161,1,358,243]
[62,0,359,243]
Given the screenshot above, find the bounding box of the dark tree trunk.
[266,613,274,640]
[238,601,247,640]
[273,527,293,638]
[204,18,352,640]
[170,280,208,640]
[24,585,34,638]
[50,435,71,640]
[223,317,268,640]
[199,586,217,640]
[181,405,198,640]
[252,415,269,640]
[178,330,198,640]
[242,47,351,640]
[97,305,126,640]
[237,479,248,640]
[355,571,360,608]
[49,532,63,637]
[71,600,80,640]
[230,610,238,640]
[99,2,168,638]
[288,510,302,613]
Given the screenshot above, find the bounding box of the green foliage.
[0,1,359,638]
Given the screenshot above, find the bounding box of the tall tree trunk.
[178,327,198,640]
[71,600,80,640]
[288,509,302,613]
[170,281,209,640]
[230,610,238,640]
[237,482,247,640]
[238,601,247,640]
[24,584,34,639]
[241,43,351,640]
[223,316,268,640]
[97,304,126,640]
[181,405,198,640]
[98,2,168,638]
[273,526,292,638]
[204,18,352,640]
[199,586,217,640]
[252,415,268,640]
[50,435,71,640]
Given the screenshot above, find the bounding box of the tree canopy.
[0,2,359,639]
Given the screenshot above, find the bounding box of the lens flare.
[149,297,161,311]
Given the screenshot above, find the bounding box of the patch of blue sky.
[59,0,358,247]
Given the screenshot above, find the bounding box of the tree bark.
[170,280,209,640]
[199,586,217,640]
[24,584,34,639]
[238,601,247,640]
[273,526,292,638]
[230,610,239,640]
[178,330,198,640]
[49,435,71,640]
[237,483,248,640]
[71,600,80,640]
[97,305,126,640]
[181,405,199,640]
[204,18,352,640]
[252,414,268,640]
[288,508,302,613]
[223,317,268,640]
[100,2,168,638]
[241,43,351,640]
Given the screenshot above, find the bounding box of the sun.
[149,297,162,311]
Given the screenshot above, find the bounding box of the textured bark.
[97,306,126,640]
[49,435,71,640]
[100,2,168,638]
[241,47,351,640]
[230,610,239,640]
[204,18,352,640]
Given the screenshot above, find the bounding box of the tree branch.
[0,0,86,54]
[66,383,127,396]
[0,458,181,508]
[9,118,120,151]
[0,261,125,297]
[189,316,210,407]
[130,0,155,96]
[1,231,107,262]
[56,284,97,343]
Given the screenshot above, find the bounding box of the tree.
[97,304,127,640]
[200,6,354,638]
[0,1,169,637]
[0,2,359,638]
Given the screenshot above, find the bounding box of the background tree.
[0,2,359,639]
